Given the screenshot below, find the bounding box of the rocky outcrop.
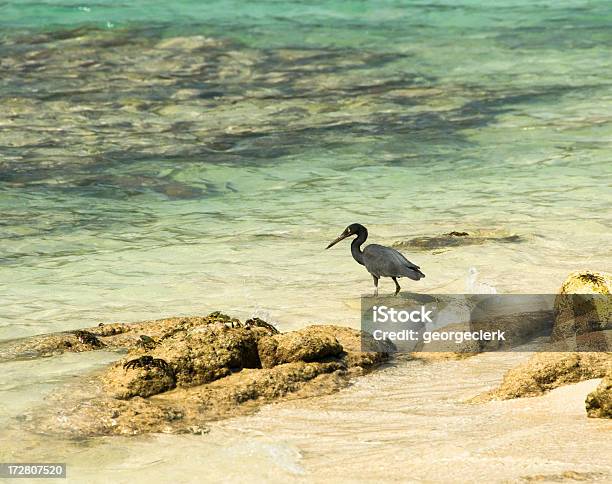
[585,374,612,418]
[552,270,612,349]
[471,352,611,402]
[469,270,612,406]
[20,314,388,436]
[103,324,267,400]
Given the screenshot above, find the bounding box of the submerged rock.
[0,27,521,202]
[394,230,523,251]
[0,315,255,361]
[19,313,388,436]
[71,174,206,200]
[552,270,612,349]
[155,36,220,51]
[585,374,612,418]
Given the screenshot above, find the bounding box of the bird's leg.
[372,275,379,296]
[392,277,401,296]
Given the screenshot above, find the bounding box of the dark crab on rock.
[108,355,177,399]
[123,355,173,374]
[245,317,279,334]
[73,330,105,348]
[136,335,157,349]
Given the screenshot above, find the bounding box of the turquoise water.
[1,2,612,482]
[1,1,611,342]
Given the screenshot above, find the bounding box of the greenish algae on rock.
[18,314,388,437]
[552,270,612,349]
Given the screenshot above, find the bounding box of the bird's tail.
[406,268,425,281]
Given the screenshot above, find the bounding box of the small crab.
[245,318,279,334]
[136,334,157,349]
[73,330,105,348]
[207,311,231,321]
[123,355,173,374]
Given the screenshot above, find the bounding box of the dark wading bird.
[326,223,425,295]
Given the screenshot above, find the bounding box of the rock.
[257,326,343,368]
[39,360,350,437]
[73,174,206,200]
[394,230,523,251]
[321,324,390,368]
[555,271,611,296]
[104,364,177,400]
[0,314,239,361]
[472,352,612,402]
[104,320,271,399]
[552,270,612,349]
[153,181,204,200]
[20,314,389,436]
[0,329,121,361]
[470,271,612,403]
[585,374,612,418]
[155,36,218,51]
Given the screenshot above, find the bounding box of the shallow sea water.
[0,1,611,482]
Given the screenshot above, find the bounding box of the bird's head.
[326,223,366,249]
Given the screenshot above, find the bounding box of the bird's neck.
[351,229,367,266]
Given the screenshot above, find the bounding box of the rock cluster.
[21,313,388,436]
[471,270,611,418]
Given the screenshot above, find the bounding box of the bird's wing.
[363,244,425,280]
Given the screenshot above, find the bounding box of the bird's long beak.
[326,232,350,249]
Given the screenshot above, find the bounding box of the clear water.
[2,0,611,340]
[0,1,611,481]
